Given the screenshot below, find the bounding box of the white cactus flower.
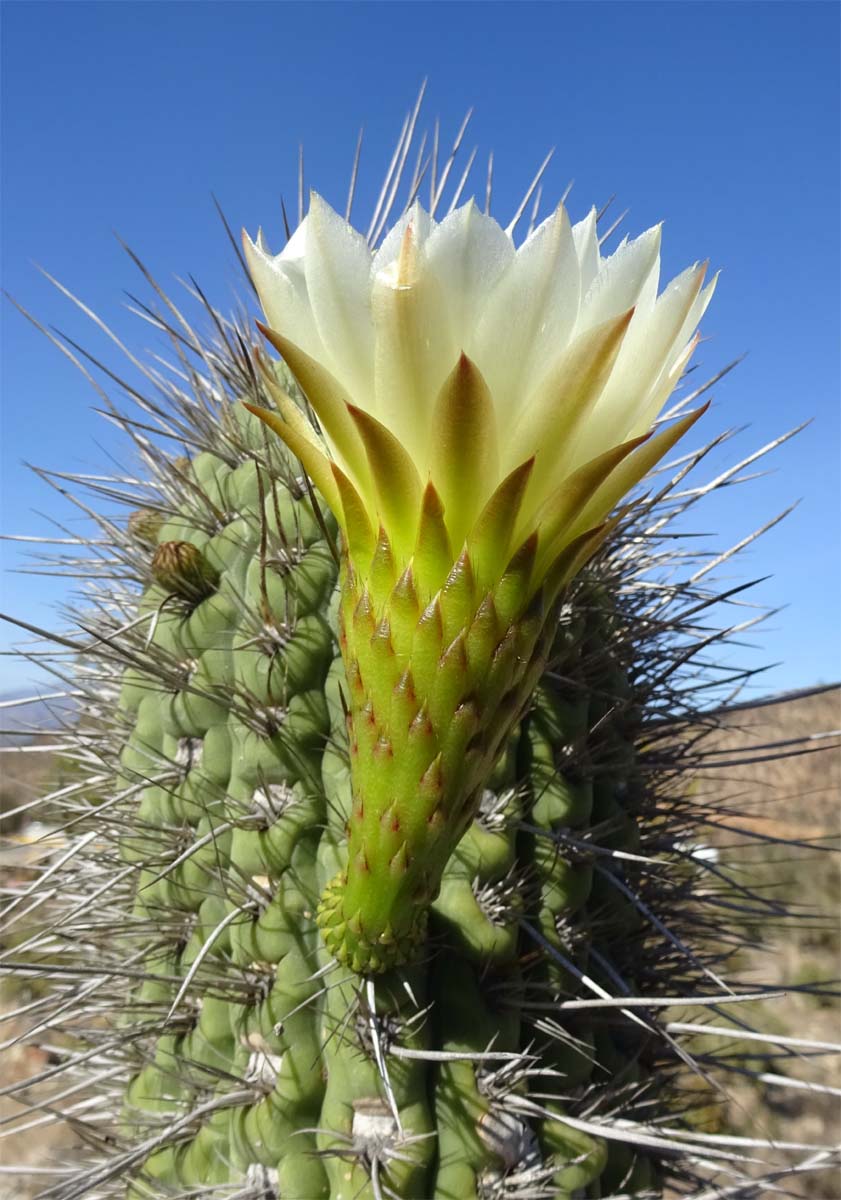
[243,192,715,600]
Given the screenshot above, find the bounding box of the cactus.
[2,101,839,1200]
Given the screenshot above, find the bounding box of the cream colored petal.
[569,403,709,538]
[673,272,718,363]
[471,204,581,419]
[629,271,719,435]
[504,308,635,514]
[579,224,662,332]
[242,229,326,364]
[371,200,434,278]
[571,207,600,296]
[617,262,706,391]
[629,333,700,438]
[278,217,308,264]
[304,193,375,404]
[425,200,514,351]
[574,262,708,463]
[371,222,458,467]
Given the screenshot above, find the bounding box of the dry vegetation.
[2,688,839,1197]
[671,686,841,1199]
[1,749,87,1194]
[698,685,840,838]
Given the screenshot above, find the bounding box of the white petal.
[579,224,662,331]
[425,200,514,350]
[617,262,708,399]
[674,271,717,358]
[630,271,719,435]
[371,200,434,279]
[629,334,700,438]
[304,193,374,403]
[571,208,600,296]
[279,217,308,264]
[471,204,581,419]
[575,261,708,461]
[242,229,326,363]
[371,221,458,465]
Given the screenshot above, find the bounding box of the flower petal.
[629,271,718,434]
[468,457,535,589]
[414,482,453,601]
[304,193,375,403]
[332,463,376,564]
[257,323,372,499]
[542,515,622,603]
[472,204,581,418]
[571,207,600,296]
[371,200,434,278]
[279,217,308,263]
[242,227,325,363]
[425,199,515,350]
[579,261,708,458]
[530,433,650,577]
[371,221,458,464]
[571,402,710,536]
[578,224,661,332]
[504,307,635,504]
[254,351,327,451]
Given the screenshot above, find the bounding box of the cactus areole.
[243,196,715,972]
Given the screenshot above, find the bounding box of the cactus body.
[5,106,839,1200]
[110,412,640,1196]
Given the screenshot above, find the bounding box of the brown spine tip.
[419,594,444,636]
[408,705,434,739]
[354,587,375,623]
[389,843,410,876]
[380,803,401,833]
[418,753,444,796]
[374,736,394,759]
[394,668,417,706]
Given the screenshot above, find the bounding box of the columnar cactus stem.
[7,100,836,1200]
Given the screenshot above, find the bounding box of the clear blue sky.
[2,1,839,697]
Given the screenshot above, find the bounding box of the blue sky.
[2,1,839,697]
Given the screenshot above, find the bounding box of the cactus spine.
[3,103,839,1200]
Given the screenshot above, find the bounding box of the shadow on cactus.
[2,93,839,1200]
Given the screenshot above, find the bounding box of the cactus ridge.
[4,98,839,1200]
